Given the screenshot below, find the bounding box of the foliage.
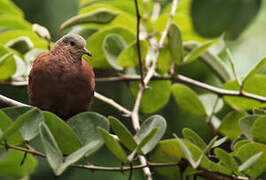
[0,0,266,180]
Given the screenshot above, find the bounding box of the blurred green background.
[0,0,266,179]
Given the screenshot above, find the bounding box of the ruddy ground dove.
[28,34,95,119]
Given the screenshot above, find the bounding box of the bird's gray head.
[54,33,92,60]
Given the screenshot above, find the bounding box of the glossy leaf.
[39,122,63,173]
[199,94,223,116]
[239,115,259,140]
[182,128,207,150]
[67,112,109,148]
[98,127,128,163]
[183,41,232,82]
[56,139,102,175]
[135,115,166,154]
[137,128,158,154]
[168,23,183,64]
[118,40,148,67]
[19,108,43,141]
[223,75,266,110]
[219,111,247,140]
[130,80,171,114]
[108,116,137,151]
[0,149,37,179]
[149,138,209,179]
[60,9,118,32]
[184,40,216,63]
[252,115,266,144]
[103,34,126,70]
[236,143,266,178]
[5,36,33,54]
[86,26,135,68]
[0,110,23,145]
[0,52,16,81]
[214,148,238,173]
[243,57,266,86]
[0,0,23,16]
[0,15,31,31]
[43,112,82,154]
[172,83,206,116]
[238,152,263,172]
[32,24,51,41]
[191,0,261,39]
[1,106,32,121]
[0,108,38,143]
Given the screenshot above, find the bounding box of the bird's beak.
[83,48,92,57]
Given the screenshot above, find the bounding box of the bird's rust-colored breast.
[28,51,95,119]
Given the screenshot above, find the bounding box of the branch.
[3,143,247,180]
[0,94,29,107]
[94,92,131,116]
[134,0,145,86]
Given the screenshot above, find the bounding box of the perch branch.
[0,94,29,107]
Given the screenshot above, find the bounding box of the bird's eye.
[70,41,75,46]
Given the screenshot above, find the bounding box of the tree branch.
[2,142,247,180]
[94,92,131,116]
[134,0,145,86]
[0,94,29,107]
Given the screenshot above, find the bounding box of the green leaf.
[70,26,98,40]
[130,80,171,114]
[219,111,247,140]
[182,128,207,150]
[0,0,24,16]
[0,15,31,31]
[214,148,238,173]
[0,110,23,145]
[39,122,63,173]
[184,40,216,63]
[172,83,206,116]
[5,36,33,54]
[98,127,128,163]
[55,139,102,175]
[108,116,137,151]
[239,115,259,140]
[67,112,109,148]
[0,149,37,179]
[252,115,266,144]
[157,46,172,73]
[19,108,43,141]
[137,128,158,154]
[183,41,232,82]
[86,26,135,68]
[223,74,266,111]
[0,108,39,143]
[60,8,118,32]
[1,106,32,121]
[0,52,16,81]
[168,23,183,64]
[103,34,126,70]
[242,57,266,87]
[199,94,223,116]
[191,0,261,39]
[135,115,166,154]
[32,24,51,41]
[236,143,266,178]
[118,40,148,67]
[238,152,263,172]
[0,30,48,49]
[149,138,209,179]
[43,112,82,155]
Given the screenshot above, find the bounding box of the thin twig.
[0,94,29,107]
[226,48,241,86]
[94,92,131,116]
[134,0,145,86]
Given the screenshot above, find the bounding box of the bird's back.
[28,51,95,119]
